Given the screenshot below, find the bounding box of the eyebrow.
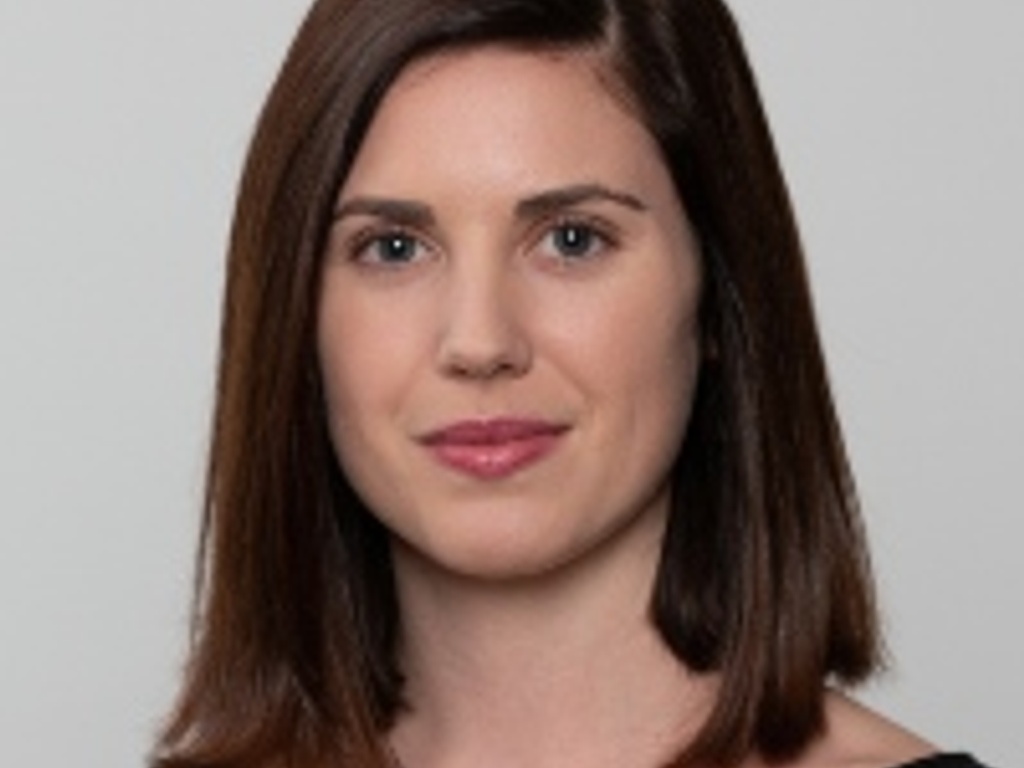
[515,183,648,219]
[332,198,435,228]
[332,183,648,226]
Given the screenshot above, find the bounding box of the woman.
[154,1,986,767]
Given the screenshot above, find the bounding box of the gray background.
[0,2,1020,766]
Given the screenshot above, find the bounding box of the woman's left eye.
[540,221,611,261]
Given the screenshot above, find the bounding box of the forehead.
[389,45,615,112]
[341,45,668,199]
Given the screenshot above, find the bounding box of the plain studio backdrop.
[0,3,1020,766]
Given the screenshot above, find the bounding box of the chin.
[392,522,592,585]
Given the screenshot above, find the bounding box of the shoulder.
[788,692,938,768]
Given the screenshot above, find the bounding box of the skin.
[320,47,701,584]
[318,46,934,768]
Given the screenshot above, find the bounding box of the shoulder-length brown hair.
[154,1,880,766]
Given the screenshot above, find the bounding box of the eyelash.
[347,226,433,267]
[537,216,619,264]
[344,215,620,269]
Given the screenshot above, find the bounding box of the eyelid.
[334,209,623,267]
[344,222,437,266]
[531,212,621,258]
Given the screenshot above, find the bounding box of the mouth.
[418,418,570,480]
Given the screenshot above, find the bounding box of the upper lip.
[419,418,569,446]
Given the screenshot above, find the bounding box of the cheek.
[317,291,423,508]
[568,271,702,467]
[317,287,425,420]
[612,308,701,500]
[318,303,367,426]
[548,270,701,403]
[318,297,408,498]
[611,310,700,439]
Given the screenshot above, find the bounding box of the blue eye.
[379,234,417,261]
[542,221,611,261]
[354,231,426,265]
[553,224,594,256]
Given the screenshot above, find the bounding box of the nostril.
[436,270,532,381]
[444,353,523,381]
[437,320,533,381]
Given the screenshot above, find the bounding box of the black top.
[898,755,988,768]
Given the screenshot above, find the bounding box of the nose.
[436,261,531,381]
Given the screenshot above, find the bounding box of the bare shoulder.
[791,691,938,768]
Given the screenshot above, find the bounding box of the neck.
[387,508,715,768]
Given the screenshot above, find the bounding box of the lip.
[419,418,569,480]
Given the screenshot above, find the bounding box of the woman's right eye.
[352,230,429,266]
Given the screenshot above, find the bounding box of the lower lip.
[426,434,564,480]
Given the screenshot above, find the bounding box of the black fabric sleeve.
[896,754,991,768]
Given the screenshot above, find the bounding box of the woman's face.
[319,47,702,581]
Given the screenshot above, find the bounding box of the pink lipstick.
[420,418,568,480]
